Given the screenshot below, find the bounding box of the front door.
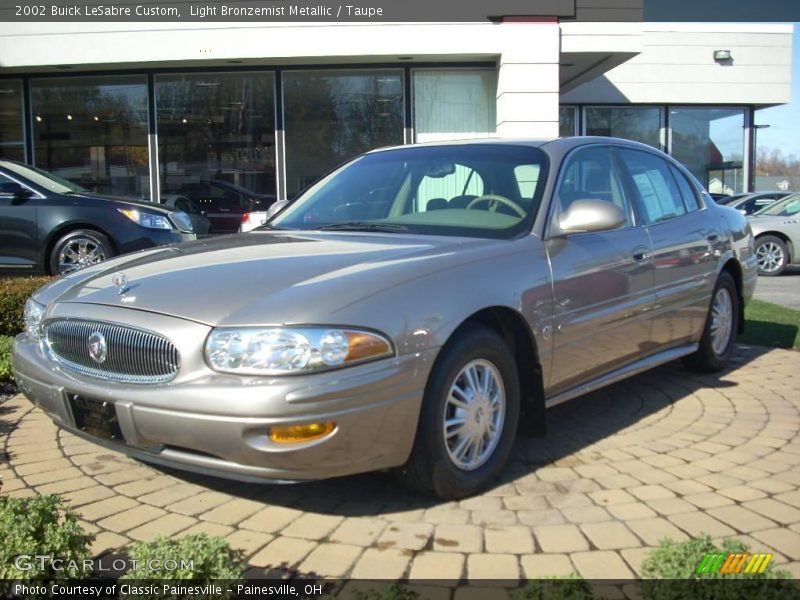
[0,173,38,270]
[545,145,655,397]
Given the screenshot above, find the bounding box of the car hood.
[68,192,174,214]
[38,231,501,326]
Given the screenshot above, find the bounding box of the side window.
[669,165,701,212]
[415,163,483,211]
[557,146,632,227]
[618,149,687,225]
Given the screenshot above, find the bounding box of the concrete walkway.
[2,346,799,583]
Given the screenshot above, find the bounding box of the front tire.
[755,235,788,276]
[683,271,738,373]
[398,324,520,499]
[49,229,114,276]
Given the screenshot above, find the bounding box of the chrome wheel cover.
[710,287,734,356]
[58,237,107,275]
[756,241,785,273]
[443,359,506,471]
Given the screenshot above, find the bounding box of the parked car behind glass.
[12,138,756,498]
[727,191,792,216]
[167,180,276,234]
[0,161,196,276]
[749,193,800,276]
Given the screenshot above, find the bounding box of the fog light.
[268,422,336,444]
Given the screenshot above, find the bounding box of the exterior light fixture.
[713,49,732,62]
[66,114,73,121]
[35,115,42,122]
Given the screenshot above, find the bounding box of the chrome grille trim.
[42,319,180,384]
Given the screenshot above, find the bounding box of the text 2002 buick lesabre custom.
[12,138,757,499]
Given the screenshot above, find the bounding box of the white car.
[239,211,268,232]
[748,193,800,276]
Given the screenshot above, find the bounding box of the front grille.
[43,319,180,384]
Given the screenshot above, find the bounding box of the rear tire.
[683,271,738,373]
[49,229,114,276]
[755,235,788,276]
[397,324,520,499]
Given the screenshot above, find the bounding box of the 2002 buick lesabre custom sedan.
[12,138,757,498]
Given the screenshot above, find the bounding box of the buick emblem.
[88,332,108,364]
[112,271,130,295]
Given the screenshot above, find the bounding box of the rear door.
[616,148,720,346]
[545,145,655,396]
[0,172,39,270]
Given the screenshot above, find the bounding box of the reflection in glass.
[585,106,661,148]
[155,73,276,232]
[670,107,745,194]
[414,70,496,143]
[559,106,577,137]
[0,80,24,161]
[284,70,404,199]
[31,76,148,197]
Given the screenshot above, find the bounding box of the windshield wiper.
[316,221,409,233]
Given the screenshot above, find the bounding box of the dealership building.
[0,14,793,204]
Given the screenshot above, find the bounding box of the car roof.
[366,136,665,155]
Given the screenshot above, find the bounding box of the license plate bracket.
[67,394,125,442]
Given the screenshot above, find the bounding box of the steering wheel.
[466,194,526,218]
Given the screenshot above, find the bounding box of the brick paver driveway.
[2,346,799,582]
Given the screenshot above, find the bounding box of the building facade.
[0,19,793,205]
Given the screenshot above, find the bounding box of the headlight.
[23,298,45,340]
[204,327,394,375]
[170,211,194,233]
[118,208,173,230]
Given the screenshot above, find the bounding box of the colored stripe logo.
[696,552,773,575]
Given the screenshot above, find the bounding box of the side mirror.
[0,182,34,200]
[555,199,626,235]
[265,199,290,219]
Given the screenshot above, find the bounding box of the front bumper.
[11,313,436,483]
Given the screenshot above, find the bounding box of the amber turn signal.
[268,422,336,444]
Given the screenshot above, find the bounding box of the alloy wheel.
[756,241,785,274]
[710,287,733,356]
[58,237,107,275]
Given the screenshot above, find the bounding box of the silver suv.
[12,138,757,498]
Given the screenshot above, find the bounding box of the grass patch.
[740,299,800,349]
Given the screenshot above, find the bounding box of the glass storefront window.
[559,106,577,137]
[155,72,276,229]
[31,76,148,197]
[670,107,745,194]
[284,70,404,199]
[0,80,24,161]
[414,69,496,143]
[585,106,662,148]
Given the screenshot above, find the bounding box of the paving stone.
[580,522,640,550]
[621,547,657,576]
[90,532,129,556]
[239,506,303,533]
[409,552,465,580]
[471,510,517,526]
[751,528,800,561]
[351,548,412,580]
[625,518,689,546]
[423,508,470,524]
[466,554,519,584]
[225,529,275,557]
[78,496,139,521]
[750,478,795,494]
[298,543,362,578]
[589,489,637,505]
[572,551,634,579]
[717,486,768,502]
[376,522,433,551]
[775,491,800,509]
[683,492,736,509]
[198,498,265,526]
[98,505,166,533]
[139,484,203,508]
[484,526,534,554]
[23,467,84,486]
[330,518,387,547]
[518,509,566,527]
[628,485,676,501]
[742,499,800,525]
[502,496,548,511]
[433,525,483,553]
[606,503,658,521]
[647,497,697,516]
[534,524,589,553]
[520,554,575,578]
[178,521,235,539]
[114,476,177,497]
[170,491,232,516]
[668,512,736,538]
[250,537,317,569]
[61,485,116,508]
[561,506,612,523]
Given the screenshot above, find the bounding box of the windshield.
[270,144,549,239]
[1,161,87,194]
[754,194,800,217]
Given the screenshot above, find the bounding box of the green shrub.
[0,335,12,383]
[510,575,592,600]
[0,494,94,583]
[0,276,53,337]
[120,534,245,599]
[640,534,794,600]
